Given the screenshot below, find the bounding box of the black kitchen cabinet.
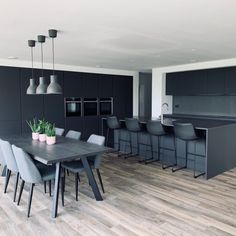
[82,73,99,98]
[207,68,225,95]
[113,75,127,118]
[225,67,236,95]
[83,116,100,140]
[65,117,83,135]
[44,70,64,127]
[98,74,113,97]
[64,71,83,97]
[0,67,21,121]
[124,76,133,117]
[166,72,179,95]
[20,68,44,133]
[166,70,207,95]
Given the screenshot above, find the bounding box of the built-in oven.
[99,97,113,115]
[65,98,82,117]
[83,98,98,116]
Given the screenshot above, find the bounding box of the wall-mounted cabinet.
[166,66,236,96]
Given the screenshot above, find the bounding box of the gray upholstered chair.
[0,139,19,202]
[62,134,105,201]
[12,145,65,217]
[0,145,6,175]
[65,130,81,140]
[55,127,65,136]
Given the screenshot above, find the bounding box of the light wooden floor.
[1,154,236,236]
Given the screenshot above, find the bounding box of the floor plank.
[0,153,236,235]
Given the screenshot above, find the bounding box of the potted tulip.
[38,119,47,142]
[46,123,56,145]
[26,118,40,140]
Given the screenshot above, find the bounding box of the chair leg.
[4,169,11,194]
[78,173,80,182]
[27,183,34,218]
[13,172,19,202]
[44,181,47,193]
[17,180,25,206]
[75,173,79,201]
[61,176,64,206]
[49,180,52,197]
[106,127,109,147]
[96,169,105,193]
[172,140,188,172]
[67,169,70,176]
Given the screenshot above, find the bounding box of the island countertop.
[102,115,236,130]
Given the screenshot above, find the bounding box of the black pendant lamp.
[26,40,37,94]
[36,35,47,94]
[47,29,62,94]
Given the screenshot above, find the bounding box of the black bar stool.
[146,120,176,167]
[106,116,122,152]
[124,118,142,158]
[172,123,206,178]
[145,120,166,164]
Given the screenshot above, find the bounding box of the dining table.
[0,134,111,218]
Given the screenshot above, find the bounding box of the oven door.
[65,98,82,117]
[83,98,98,116]
[99,98,113,115]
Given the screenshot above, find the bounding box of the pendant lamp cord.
[52,38,55,75]
[41,43,44,77]
[31,47,34,78]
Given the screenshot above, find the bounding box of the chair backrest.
[125,118,141,132]
[107,116,120,129]
[0,140,18,172]
[87,134,105,169]
[65,130,81,140]
[147,120,166,136]
[174,123,198,141]
[55,127,65,136]
[12,145,42,183]
[0,140,6,167]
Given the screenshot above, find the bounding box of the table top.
[0,135,111,165]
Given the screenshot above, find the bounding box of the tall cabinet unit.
[0,67,21,134]
[44,70,65,128]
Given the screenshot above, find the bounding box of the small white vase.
[39,134,46,142]
[46,136,56,145]
[32,132,39,140]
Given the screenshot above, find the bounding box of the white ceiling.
[2,0,236,71]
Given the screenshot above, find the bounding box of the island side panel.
[206,123,236,179]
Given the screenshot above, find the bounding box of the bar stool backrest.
[107,116,120,129]
[147,120,166,136]
[125,118,141,132]
[0,140,18,172]
[12,145,42,184]
[174,123,198,141]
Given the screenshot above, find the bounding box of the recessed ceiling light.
[7,56,18,59]
[190,59,196,62]
[191,49,196,52]
[95,65,101,68]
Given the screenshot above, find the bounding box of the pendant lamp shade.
[36,77,47,94]
[47,75,62,94]
[26,40,36,94]
[26,78,37,94]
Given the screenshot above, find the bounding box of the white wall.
[152,58,236,117]
[0,58,139,116]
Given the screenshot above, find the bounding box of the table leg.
[52,162,61,218]
[81,157,103,201]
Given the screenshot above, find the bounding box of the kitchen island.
[102,115,236,179]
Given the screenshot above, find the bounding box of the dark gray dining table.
[1,134,111,218]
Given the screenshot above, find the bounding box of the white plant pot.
[46,136,56,145]
[32,132,39,140]
[39,134,46,142]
